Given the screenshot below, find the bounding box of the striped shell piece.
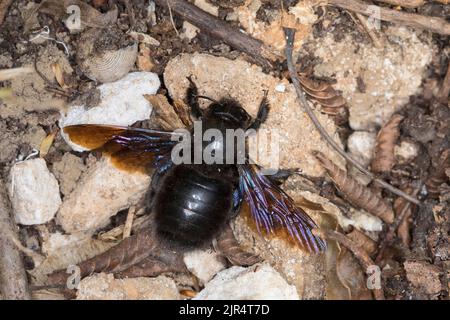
[81,43,138,83]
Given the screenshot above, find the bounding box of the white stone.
[194,263,299,300]
[183,249,226,284]
[76,273,180,300]
[57,158,150,233]
[395,141,419,164]
[347,131,377,166]
[60,72,160,152]
[8,158,61,225]
[312,26,434,131]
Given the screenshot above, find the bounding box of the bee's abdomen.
[153,165,234,246]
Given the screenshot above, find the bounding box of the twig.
[314,228,385,300]
[373,0,425,8]
[374,185,421,264]
[0,178,30,300]
[154,0,282,69]
[166,0,180,37]
[122,206,135,239]
[283,27,420,205]
[327,0,450,35]
[437,61,450,104]
[0,0,13,26]
[354,12,383,48]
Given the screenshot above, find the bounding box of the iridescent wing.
[238,164,326,253]
[63,124,179,174]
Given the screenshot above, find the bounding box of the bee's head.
[204,98,252,129]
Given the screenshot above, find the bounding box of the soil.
[0,0,449,300]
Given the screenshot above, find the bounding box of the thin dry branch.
[154,0,282,69]
[283,27,420,205]
[373,0,425,8]
[354,12,384,48]
[437,62,450,104]
[0,0,13,26]
[328,0,450,35]
[314,228,385,300]
[0,178,30,300]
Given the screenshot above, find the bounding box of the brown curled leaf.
[116,255,186,278]
[46,228,157,286]
[371,114,405,174]
[425,149,450,197]
[346,228,377,255]
[314,151,395,223]
[214,224,262,267]
[144,94,186,131]
[298,74,348,123]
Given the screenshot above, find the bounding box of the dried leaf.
[346,228,377,255]
[137,44,154,72]
[46,228,158,286]
[214,224,261,267]
[393,187,414,246]
[39,130,58,158]
[314,151,395,223]
[371,114,404,173]
[51,63,67,89]
[180,289,197,298]
[425,149,450,197]
[298,74,348,123]
[144,94,186,130]
[336,248,373,300]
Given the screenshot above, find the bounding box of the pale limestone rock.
[347,131,377,167]
[395,140,419,164]
[76,273,180,300]
[57,158,150,233]
[52,153,86,196]
[9,158,61,225]
[183,249,226,284]
[311,26,434,131]
[194,263,299,300]
[60,72,160,152]
[164,53,344,177]
[30,231,115,285]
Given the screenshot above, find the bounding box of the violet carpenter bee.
[63,77,326,253]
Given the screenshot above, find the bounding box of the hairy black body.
[151,78,268,247]
[63,77,325,254]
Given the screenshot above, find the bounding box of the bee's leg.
[186,75,204,119]
[247,90,270,130]
[213,224,262,267]
[267,168,301,185]
[146,159,173,208]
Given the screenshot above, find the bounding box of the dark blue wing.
[63,124,179,173]
[238,164,326,253]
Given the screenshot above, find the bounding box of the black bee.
[64,77,326,253]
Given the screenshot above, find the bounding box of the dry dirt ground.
[0,0,449,300]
